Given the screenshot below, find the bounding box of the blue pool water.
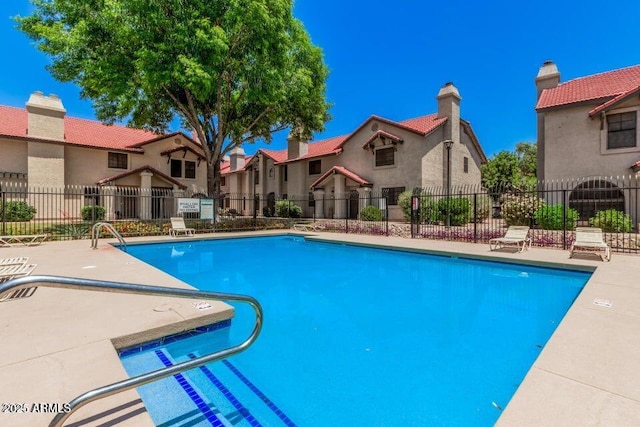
[121,236,590,426]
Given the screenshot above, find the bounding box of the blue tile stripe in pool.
[155,350,225,427]
[118,319,232,357]
[222,359,297,427]
[187,353,262,427]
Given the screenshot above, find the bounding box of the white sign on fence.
[177,198,200,213]
[200,199,214,220]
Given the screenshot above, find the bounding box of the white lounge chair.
[0,234,48,247]
[0,257,28,267]
[570,227,611,261]
[169,217,195,237]
[489,226,531,253]
[0,264,38,302]
[292,222,325,232]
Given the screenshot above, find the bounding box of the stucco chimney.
[535,60,560,99]
[26,91,66,140]
[229,146,245,171]
[287,129,308,160]
[437,82,461,144]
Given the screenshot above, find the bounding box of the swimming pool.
[121,236,590,426]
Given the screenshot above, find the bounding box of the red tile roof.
[588,86,640,117]
[220,156,254,175]
[271,134,348,164]
[96,165,187,189]
[310,166,372,190]
[536,64,640,111]
[0,105,199,152]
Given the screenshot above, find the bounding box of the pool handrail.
[91,222,126,251]
[0,275,263,427]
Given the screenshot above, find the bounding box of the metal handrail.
[91,222,126,250]
[0,275,263,427]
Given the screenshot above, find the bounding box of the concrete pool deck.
[0,230,638,426]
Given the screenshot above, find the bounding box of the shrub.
[501,193,545,226]
[397,190,438,223]
[360,205,382,221]
[275,200,302,218]
[534,204,579,230]
[589,209,633,232]
[81,205,106,221]
[0,201,36,221]
[436,197,471,226]
[262,206,274,217]
[468,193,492,222]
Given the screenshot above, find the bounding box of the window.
[463,156,469,173]
[170,159,182,177]
[185,161,196,179]
[84,187,100,206]
[308,192,315,208]
[108,152,128,169]
[607,112,636,149]
[284,165,288,182]
[221,176,226,187]
[375,147,395,167]
[254,169,260,185]
[382,186,405,205]
[268,167,274,179]
[308,160,321,175]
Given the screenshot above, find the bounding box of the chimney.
[26,91,66,140]
[229,146,245,171]
[535,60,560,99]
[437,82,461,144]
[287,128,308,160]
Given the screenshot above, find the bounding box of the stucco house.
[535,61,640,220]
[0,91,208,220]
[220,82,487,220]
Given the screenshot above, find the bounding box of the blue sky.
[2,0,640,158]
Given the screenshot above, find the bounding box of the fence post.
[345,194,349,233]
[1,188,5,236]
[473,192,478,243]
[385,194,389,236]
[410,195,417,238]
[562,189,567,250]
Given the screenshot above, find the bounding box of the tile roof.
[0,105,195,152]
[271,134,348,164]
[536,64,640,111]
[361,129,404,149]
[96,165,187,189]
[220,156,254,175]
[310,166,372,190]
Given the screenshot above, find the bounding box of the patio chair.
[0,257,28,267]
[0,263,38,302]
[292,222,325,232]
[0,234,48,247]
[570,227,611,261]
[169,217,195,237]
[489,226,531,253]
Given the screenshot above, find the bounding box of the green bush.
[262,206,274,217]
[589,209,633,232]
[397,190,438,223]
[501,193,546,226]
[534,204,579,230]
[275,200,302,218]
[436,197,471,226]
[360,205,382,221]
[81,205,106,221]
[1,201,36,221]
[468,193,492,222]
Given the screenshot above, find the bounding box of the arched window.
[569,179,625,221]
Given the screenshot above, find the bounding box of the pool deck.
[1,230,639,426]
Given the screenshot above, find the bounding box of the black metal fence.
[0,183,390,240]
[410,176,640,253]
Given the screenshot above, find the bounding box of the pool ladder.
[0,275,263,427]
[91,222,126,251]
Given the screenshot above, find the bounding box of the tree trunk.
[207,159,222,197]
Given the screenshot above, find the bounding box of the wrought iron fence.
[0,183,390,240]
[410,176,640,253]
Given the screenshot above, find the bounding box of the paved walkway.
[0,231,638,426]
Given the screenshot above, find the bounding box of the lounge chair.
[0,257,28,267]
[0,234,48,247]
[292,222,325,232]
[489,226,531,253]
[0,264,38,301]
[169,217,195,237]
[570,227,611,261]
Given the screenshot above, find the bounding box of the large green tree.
[481,141,537,192]
[17,0,330,195]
